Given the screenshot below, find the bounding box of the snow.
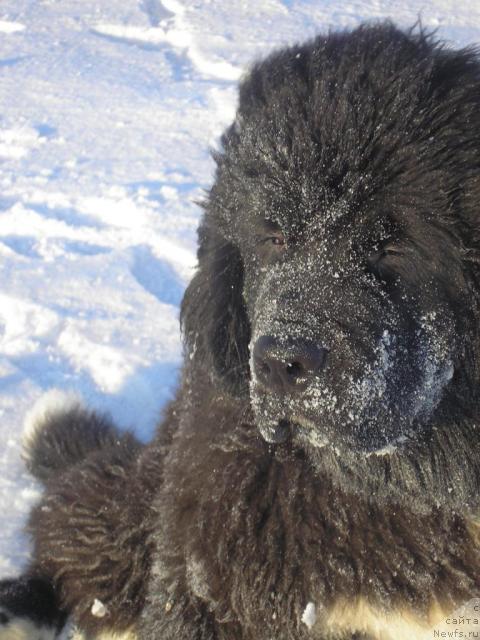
[1,0,480,578]
[90,599,107,618]
[0,20,25,35]
[301,601,317,629]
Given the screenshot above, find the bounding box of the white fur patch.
[22,388,83,449]
[57,621,137,640]
[96,632,137,640]
[69,630,137,640]
[0,614,56,640]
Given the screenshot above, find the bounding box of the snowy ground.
[1,0,480,577]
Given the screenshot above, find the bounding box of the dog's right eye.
[256,231,287,253]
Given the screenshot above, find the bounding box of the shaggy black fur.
[2,20,480,640]
[24,404,141,483]
[0,576,65,632]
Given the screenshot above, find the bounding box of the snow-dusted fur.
[2,21,480,640]
[23,390,82,444]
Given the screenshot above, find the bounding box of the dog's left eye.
[263,232,286,247]
[368,246,401,262]
[255,226,287,260]
[366,245,402,282]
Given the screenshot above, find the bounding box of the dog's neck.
[305,416,480,514]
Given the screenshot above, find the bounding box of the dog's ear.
[180,221,250,394]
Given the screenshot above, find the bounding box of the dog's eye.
[367,245,402,282]
[255,225,287,260]
[369,246,401,261]
[267,234,286,247]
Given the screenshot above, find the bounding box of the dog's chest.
[184,549,461,640]
[185,551,479,640]
[178,446,480,640]
[162,411,480,640]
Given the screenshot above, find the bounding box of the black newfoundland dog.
[2,20,480,640]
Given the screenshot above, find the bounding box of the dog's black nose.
[253,335,327,392]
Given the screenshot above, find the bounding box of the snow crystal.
[91,599,107,618]
[301,602,317,629]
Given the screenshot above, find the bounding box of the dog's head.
[181,23,480,455]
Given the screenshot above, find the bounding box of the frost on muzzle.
[247,246,454,453]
